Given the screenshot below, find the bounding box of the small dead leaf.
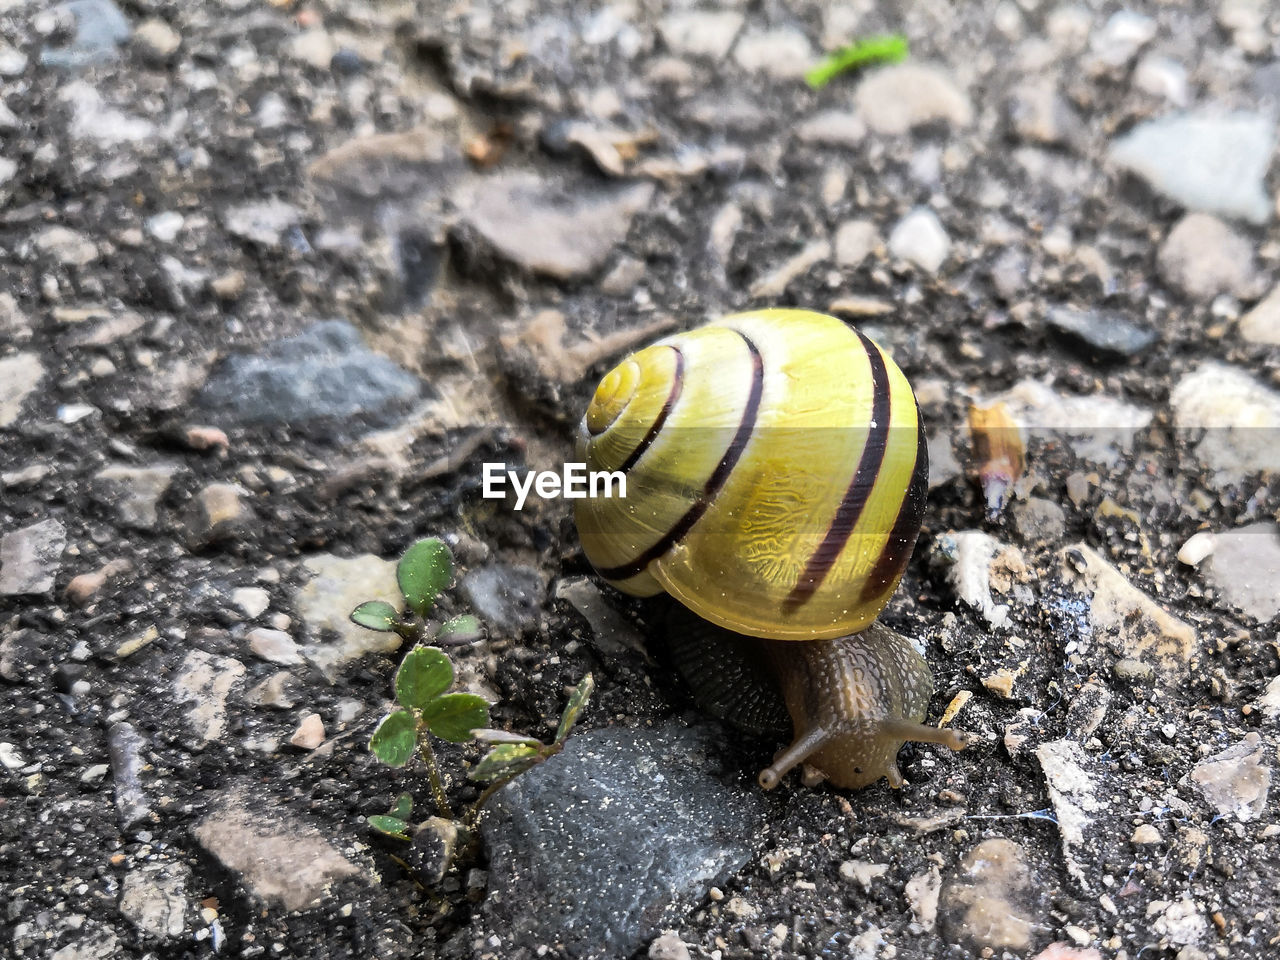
[969,402,1026,517]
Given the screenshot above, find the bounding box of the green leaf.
[438,614,482,643]
[395,646,453,710]
[471,728,543,746]
[368,815,412,840]
[555,673,595,744]
[470,743,542,783]
[369,710,417,767]
[804,34,909,90]
[350,600,399,632]
[397,538,453,617]
[389,792,413,821]
[423,693,490,743]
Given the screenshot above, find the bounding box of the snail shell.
[575,309,965,790]
[574,309,928,641]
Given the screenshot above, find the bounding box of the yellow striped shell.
[574,309,928,642]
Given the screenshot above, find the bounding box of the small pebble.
[289,713,325,750]
[1177,532,1216,566]
[248,628,302,666]
[232,587,271,619]
[888,208,950,273]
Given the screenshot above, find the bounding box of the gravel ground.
[2,1,1280,959]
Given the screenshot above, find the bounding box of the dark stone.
[53,662,85,694]
[1046,306,1158,361]
[396,229,441,309]
[408,817,460,886]
[0,628,57,684]
[330,47,364,75]
[478,723,767,960]
[196,320,422,431]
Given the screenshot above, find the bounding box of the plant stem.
[464,775,518,829]
[463,744,562,829]
[418,733,453,820]
[393,619,426,643]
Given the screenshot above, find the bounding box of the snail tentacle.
[758,725,833,791]
[880,718,970,752]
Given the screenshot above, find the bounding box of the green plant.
[352,537,594,875]
[467,672,594,811]
[805,34,909,89]
[368,643,490,820]
[351,536,480,646]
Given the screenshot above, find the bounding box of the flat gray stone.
[94,463,181,529]
[795,111,866,148]
[1190,733,1271,822]
[732,27,813,79]
[223,198,303,246]
[248,627,302,665]
[196,320,421,429]
[460,565,544,634]
[1202,523,1280,621]
[1046,305,1158,360]
[1157,213,1258,300]
[35,225,99,265]
[40,0,131,69]
[194,785,365,911]
[0,292,31,341]
[0,519,67,595]
[1009,80,1085,147]
[172,651,245,744]
[1171,362,1280,482]
[119,862,189,939]
[939,837,1039,951]
[833,219,879,267]
[888,207,950,273]
[49,926,119,960]
[479,724,766,959]
[657,11,743,59]
[1239,284,1280,345]
[855,63,972,135]
[1089,10,1155,67]
[107,722,151,829]
[1035,739,1105,888]
[0,352,44,428]
[1059,544,1197,684]
[295,553,402,676]
[460,172,653,280]
[1109,111,1274,224]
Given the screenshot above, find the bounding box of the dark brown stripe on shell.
[782,329,891,613]
[596,330,763,583]
[856,405,928,606]
[618,346,684,473]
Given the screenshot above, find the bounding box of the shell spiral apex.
[574,309,929,642]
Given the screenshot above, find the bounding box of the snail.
[573,309,967,790]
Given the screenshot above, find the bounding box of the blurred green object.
[805,34,909,89]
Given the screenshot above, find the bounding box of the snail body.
[575,310,966,790]
[664,606,964,790]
